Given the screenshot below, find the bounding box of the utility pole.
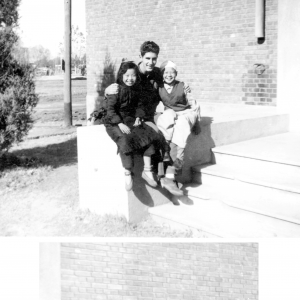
[64,0,72,127]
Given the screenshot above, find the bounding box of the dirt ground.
[0,78,197,237]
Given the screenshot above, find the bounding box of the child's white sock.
[177,147,184,161]
[165,166,176,179]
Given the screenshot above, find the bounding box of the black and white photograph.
[1,0,300,238]
[0,0,300,299]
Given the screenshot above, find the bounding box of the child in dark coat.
[104,61,162,191]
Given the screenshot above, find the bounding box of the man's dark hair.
[116,61,141,86]
[140,41,160,57]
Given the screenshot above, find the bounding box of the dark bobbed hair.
[140,41,160,57]
[116,61,141,86]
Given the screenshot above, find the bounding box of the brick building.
[78,1,300,232]
[86,0,277,106]
[59,243,258,300]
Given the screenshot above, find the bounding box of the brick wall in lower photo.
[61,243,258,300]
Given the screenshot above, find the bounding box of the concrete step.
[149,186,300,237]
[212,132,300,179]
[190,170,300,225]
[189,132,300,226]
[195,163,300,194]
[149,111,293,236]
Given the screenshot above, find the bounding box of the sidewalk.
[36,75,87,81]
[27,122,84,140]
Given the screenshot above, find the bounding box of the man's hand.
[118,123,131,134]
[183,82,191,94]
[188,98,197,108]
[105,83,119,96]
[133,118,142,127]
[186,92,197,108]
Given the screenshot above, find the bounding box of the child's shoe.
[125,171,133,191]
[160,177,184,196]
[142,166,158,187]
[163,140,172,162]
[163,151,171,162]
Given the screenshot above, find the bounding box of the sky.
[18,0,86,57]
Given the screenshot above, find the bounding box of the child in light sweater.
[156,60,201,171]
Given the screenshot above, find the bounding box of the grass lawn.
[33,79,88,123]
[0,78,203,237]
[35,78,87,97]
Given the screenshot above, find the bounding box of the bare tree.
[59,25,86,74]
[28,45,51,66]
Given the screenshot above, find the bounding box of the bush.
[0,63,39,153]
[0,0,39,154]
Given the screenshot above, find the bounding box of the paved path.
[34,102,86,111]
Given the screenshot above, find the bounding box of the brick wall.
[61,243,258,300]
[86,0,277,105]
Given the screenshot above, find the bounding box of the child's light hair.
[160,60,178,74]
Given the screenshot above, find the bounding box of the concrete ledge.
[78,125,129,218]
[77,125,172,223]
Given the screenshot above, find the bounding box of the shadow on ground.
[9,137,78,169]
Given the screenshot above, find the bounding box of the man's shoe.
[160,177,184,196]
[142,171,158,188]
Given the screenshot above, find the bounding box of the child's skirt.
[105,116,165,155]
